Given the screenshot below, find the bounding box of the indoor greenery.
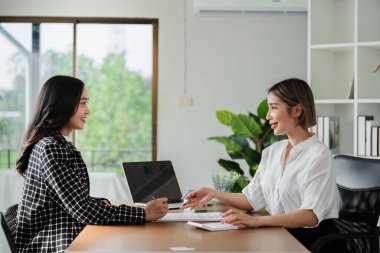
[208,98,286,192]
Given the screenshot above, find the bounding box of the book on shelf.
[365,120,380,156]
[366,121,372,156]
[357,115,374,156]
[317,116,339,154]
[378,127,380,157]
[372,126,379,157]
[329,117,340,154]
[317,116,324,143]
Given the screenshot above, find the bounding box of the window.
[0,18,158,173]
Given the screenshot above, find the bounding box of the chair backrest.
[334,155,380,227]
[0,204,18,253]
[334,155,380,253]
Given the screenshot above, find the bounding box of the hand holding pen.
[145,196,168,221]
[181,196,194,209]
[150,195,168,203]
[180,187,215,210]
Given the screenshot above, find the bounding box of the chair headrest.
[334,155,380,190]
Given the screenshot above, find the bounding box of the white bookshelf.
[308,0,380,156]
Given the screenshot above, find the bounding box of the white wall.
[171,12,307,190]
[0,0,307,190]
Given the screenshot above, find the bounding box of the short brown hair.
[268,78,316,129]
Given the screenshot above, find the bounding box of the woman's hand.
[145,198,168,221]
[181,187,215,210]
[221,209,261,227]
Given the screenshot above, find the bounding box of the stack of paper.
[187,221,238,231]
[157,212,223,222]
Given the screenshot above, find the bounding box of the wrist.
[145,213,153,222]
[257,216,267,227]
[209,188,217,198]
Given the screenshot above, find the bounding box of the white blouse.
[242,135,341,225]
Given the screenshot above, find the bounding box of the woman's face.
[266,92,300,136]
[61,87,90,136]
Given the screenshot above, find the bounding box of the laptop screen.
[122,160,183,203]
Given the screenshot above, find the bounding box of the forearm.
[213,191,253,211]
[71,199,146,225]
[258,209,318,228]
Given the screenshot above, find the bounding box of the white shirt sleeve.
[242,149,268,211]
[300,149,335,225]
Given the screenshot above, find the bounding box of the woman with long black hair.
[15,75,168,252]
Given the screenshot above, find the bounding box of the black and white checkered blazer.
[15,131,146,253]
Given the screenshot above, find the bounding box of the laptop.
[122,160,185,209]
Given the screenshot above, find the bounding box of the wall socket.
[177,96,193,107]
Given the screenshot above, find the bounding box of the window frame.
[0,16,159,160]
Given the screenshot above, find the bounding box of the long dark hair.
[16,75,85,175]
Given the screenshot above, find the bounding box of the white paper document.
[187,221,238,231]
[157,212,223,222]
[170,246,195,251]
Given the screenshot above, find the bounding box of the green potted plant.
[208,98,286,192]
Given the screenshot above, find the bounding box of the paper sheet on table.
[170,246,195,251]
[157,212,223,222]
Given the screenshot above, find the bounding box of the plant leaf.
[216,110,235,126]
[243,148,261,167]
[208,136,242,155]
[249,112,262,126]
[261,125,274,146]
[217,159,244,175]
[257,98,268,119]
[231,175,249,192]
[230,114,262,138]
[270,134,288,144]
[249,163,260,177]
[229,135,250,151]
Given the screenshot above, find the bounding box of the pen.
[151,195,168,205]
[181,197,193,207]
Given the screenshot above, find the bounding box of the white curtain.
[0,170,131,211]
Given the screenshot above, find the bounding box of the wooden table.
[66,203,309,252]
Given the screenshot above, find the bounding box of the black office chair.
[310,155,380,253]
[0,204,18,253]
